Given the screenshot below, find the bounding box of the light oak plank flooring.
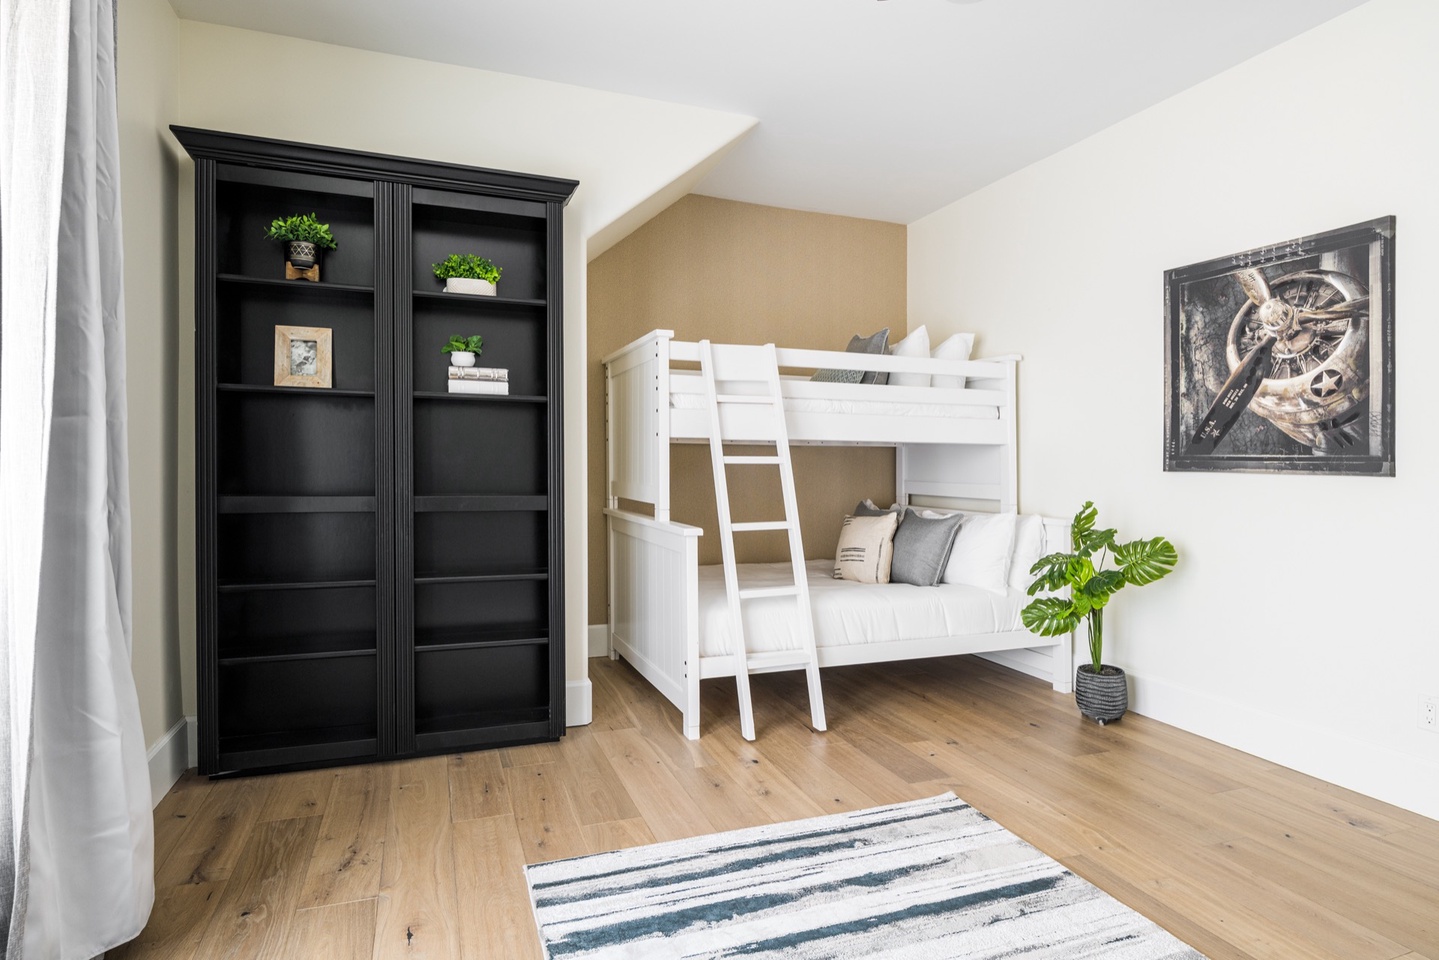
[117,655,1439,960]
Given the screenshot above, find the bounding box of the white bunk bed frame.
[603,329,1074,739]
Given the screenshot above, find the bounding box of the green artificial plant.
[441,334,484,356]
[432,254,502,284]
[262,212,338,249]
[1021,501,1177,674]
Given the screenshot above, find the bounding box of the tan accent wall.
[587,195,906,625]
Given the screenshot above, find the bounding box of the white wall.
[117,0,187,793]
[169,21,755,727]
[909,0,1439,819]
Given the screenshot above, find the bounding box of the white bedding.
[698,560,1026,658]
[671,392,996,420]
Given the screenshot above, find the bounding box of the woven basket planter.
[1075,664,1128,724]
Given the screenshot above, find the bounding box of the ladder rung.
[730,521,790,532]
[738,585,799,600]
[745,652,813,672]
[723,456,781,465]
[714,393,777,405]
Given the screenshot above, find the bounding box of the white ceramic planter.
[449,351,476,367]
[445,277,496,297]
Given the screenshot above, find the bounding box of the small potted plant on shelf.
[433,253,503,296]
[442,334,484,367]
[1020,501,1178,725]
[263,212,338,281]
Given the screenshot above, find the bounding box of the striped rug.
[525,792,1206,959]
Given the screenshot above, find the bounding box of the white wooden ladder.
[698,340,826,741]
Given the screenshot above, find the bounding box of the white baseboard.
[1129,671,1439,822]
[146,717,189,809]
[588,623,609,659]
[567,678,593,727]
[186,715,197,770]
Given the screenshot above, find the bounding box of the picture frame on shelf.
[273,324,333,388]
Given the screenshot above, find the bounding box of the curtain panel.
[1,0,154,956]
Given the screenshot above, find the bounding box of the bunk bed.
[603,329,1074,739]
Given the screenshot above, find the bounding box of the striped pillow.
[833,513,899,584]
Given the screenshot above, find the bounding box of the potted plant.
[1021,501,1177,724]
[263,212,338,278]
[433,253,503,296]
[442,334,484,367]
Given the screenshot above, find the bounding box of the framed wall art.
[1164,217,1394,476]
[273,324,333,389]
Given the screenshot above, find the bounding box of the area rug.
[525,792,1206,959]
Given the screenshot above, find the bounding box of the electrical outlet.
[1421,696,1438,732]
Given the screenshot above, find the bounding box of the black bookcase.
[174,127,577,775]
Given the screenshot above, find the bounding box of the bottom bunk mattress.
[698,559,1026,659]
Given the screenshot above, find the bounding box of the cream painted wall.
[169,21,755,721]
[586,195,908,624]
[118,0,184,750]
[909,0,1439,818]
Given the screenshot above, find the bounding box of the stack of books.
[448,366,509,395]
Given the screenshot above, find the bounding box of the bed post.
[681,537,701,741]
[605,360,617,510]
[654,333,673,521]
[895,445,908,509]
[1000,358,1018,513]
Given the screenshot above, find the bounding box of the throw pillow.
[833,513,899,584]
[888,325,931,388]
[891,510,964,586]
[854,498,905,521]
[1007,514,1046,594]
[931,332,975,390]
[842,500,905,576]
[811,329,890,385]
[941,511,1017,594]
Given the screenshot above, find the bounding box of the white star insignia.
[1310,369,1342,397]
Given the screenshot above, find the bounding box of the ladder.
[698,340,826,741]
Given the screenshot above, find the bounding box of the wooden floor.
[113,654,1439,960]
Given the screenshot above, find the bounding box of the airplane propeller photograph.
[1164,217,1394,476]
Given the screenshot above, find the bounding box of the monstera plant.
[1021,501,1177,723]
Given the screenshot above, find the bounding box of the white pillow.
[888,325,931,388]
[1007,514,1046,594]
[834,513,899,584]
[942,512,1017,594]
[931,332,975,390]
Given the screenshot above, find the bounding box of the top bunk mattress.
[664,371,995,420]
[671,391,997,421]
[698,560,1026,658]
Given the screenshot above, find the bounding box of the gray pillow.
[891,510,964,587]
[853,499,904,524]
[812,329,890,385]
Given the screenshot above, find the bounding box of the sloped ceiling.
[166,0,1367,223]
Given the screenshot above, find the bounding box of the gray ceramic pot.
[1075,664,1127,724]
[287,240,317,269]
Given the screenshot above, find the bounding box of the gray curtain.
[1,0,154,956]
